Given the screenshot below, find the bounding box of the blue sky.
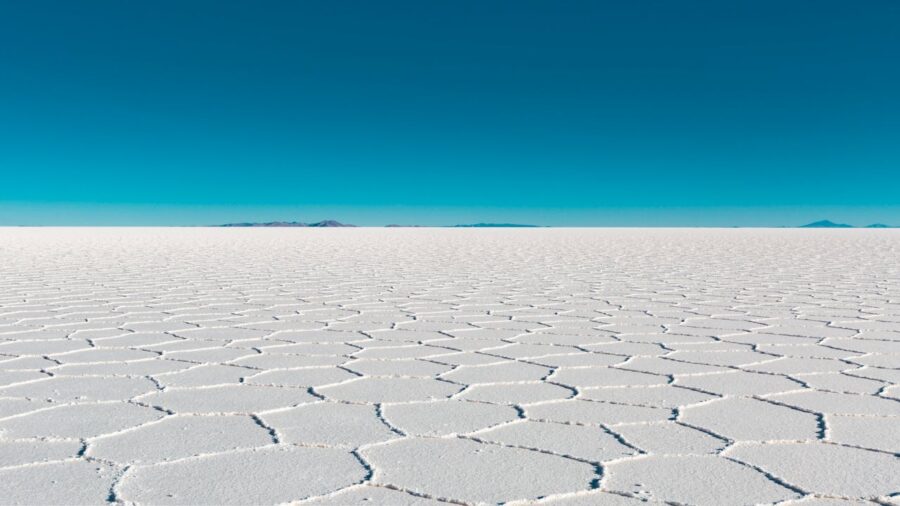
[1,1,898,226]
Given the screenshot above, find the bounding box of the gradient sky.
[1,1,899,226]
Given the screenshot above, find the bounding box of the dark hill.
[800,220,853,228]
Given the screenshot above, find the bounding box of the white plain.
[0,228,897,505]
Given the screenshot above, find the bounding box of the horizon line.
[1,225,895,229]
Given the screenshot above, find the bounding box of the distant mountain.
[452,223,540,228]
[220,220,354,227]
[800,220,853,228]
[308,220,354,227]
[866,223,893,228]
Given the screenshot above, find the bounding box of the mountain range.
[218,219,894,228]
[220,220,354,227]
[220,221,540,228]
[800,220,894,228]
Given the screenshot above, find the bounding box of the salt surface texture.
[0,228,897,505]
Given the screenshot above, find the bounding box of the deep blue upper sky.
[1,1,898,225]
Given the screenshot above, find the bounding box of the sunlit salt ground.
[0,228,898,505]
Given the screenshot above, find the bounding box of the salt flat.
[0,228,898,505]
